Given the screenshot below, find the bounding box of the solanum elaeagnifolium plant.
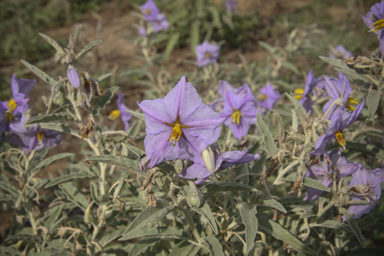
[1,1,384,256]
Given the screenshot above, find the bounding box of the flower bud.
[174,159,184,174]
[187,181,204,207]
[201,146,216,173]
[52,91,64,105]
[139,155,150,174]
[67,66,81,89]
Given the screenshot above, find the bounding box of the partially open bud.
[67,65,81,89]
[139,155,150,174]
[201,144,220,173]
[53,91,64,105]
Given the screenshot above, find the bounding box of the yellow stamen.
[293,88,304,100]
[108,110,121,120]
[164,117,192,146]
[259,94,267,101]
[205,52,211,59]
[145,8,151,15]
[370,19,384,33]
[230,110,242,125]
[335,130,346,149]
[5,99,17,122]
[37,131,44,142]
[345,97,358,111]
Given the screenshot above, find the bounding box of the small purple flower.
[138,76,225,168]
[220,89,259,140]
[362,1,384,55]
[311,101,365,155]
[322,74,358,118]
[217,81,255,107]
[329,45,353,59]
[225,0,238,11]
[293,70,323,113]
[150,13,169,33]
[139,25,146,37]
[180,147,259,185]
[141,0,160,21]
[67,67,81,89]
[347,165,384,219]
[109,92,132,132]
[196,40,220,67]
[256,83,280,110]
[304,151,358,200]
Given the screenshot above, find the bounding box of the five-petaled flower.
[293,70,323,113]
[256,83,280,110]
[196,40,220,67]
[150,13,169,33]
[109,92,132,132]
[141,0,160,21]
[311,100,365,155]
[138,76,225,168]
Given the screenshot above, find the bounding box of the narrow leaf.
[39,33,64,53]
[303,177,331,192]
[239,203,258,254]
[263,199,287,213]
[125,109,145,121]
[21,60,57,85]
[129,238,158,256]
[30,153,73,177]
[97,227,126,250]
[164,33,180,61]
[45,172,95,188]
[25,112,78,125]
[92,86,120,116]
[291,109,298,132]
[75,40,102,61]
[97,73,112,82]
[339,208,365,247]
[59,182,89,210]
[120,226,186,241]
[205,236,224,256]
[169,241,198,256]
[367,88,382,118]
[191,202,218,235]
[285,93,306,116]
[312,220,351,232]
[31,123,80,137]
[256,112,278,156]
[88,155,139,170]
[45,205,62,231]
[201,182,257,196]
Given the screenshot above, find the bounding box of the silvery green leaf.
[205,236,224,256]
[25,112,78,125]
[0,194,16,202]
[88,155,139,171]
[128,120,142,138]
[75,40,102,61]
[28,148,49,171]
[256,112,278,156]
[125,109,145,121]
[129,238,158,256]
[0,181,20,197]
[319,56,369,83]
[74,24,82,43]
[291,109,298,132]
[123,199,175,236]
[92,86,120,116]
[5,233,38,243]
[45,172,95,188]
[191,202,218,235]
[169,241,199,256]
[97,73,112,82]
[358,212,384,230]
[339,208,365,247]
[164,33,180,61]
[126,144,145,157]
[191,20,200,56]
[120,226,186,241]
[275,112,285,143]
[96,228,126,251]
[59,182,89,210]
[38,33,64,53]
[303,177,331,192]
[285,93,306,116]
[31,123,79,137]
[239,203,258,254]
[90,182,100,205]
[282,61,300,75]
[44,205,62,231]
[201,182,257,197]
[367,88,381,118]
[0,245,21,256]
[258,41,276,55]
[311,220,351,232]
[263,199,287,213]
[30,153,73,178]
[21,60,57,85]
[258,218,317,256]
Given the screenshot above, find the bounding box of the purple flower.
[108,92,132,132]
[138,76,225,168]
[67,67,81,89]
[256,83,280,110]
[293,70,323,113]
[347,165,384,219]
[329,45,353,59]
[217,81,255,107]
[196,41,220,67]
[362,1,384,55]
[180,146,259,185]
[322,74,359,118]
[139,25,146,37]
[304,151,358,200]
[150,13,169,33]
[225,0,238,11]
[141,0,160,21]
[311,101,365,155]
[220,89,259,140]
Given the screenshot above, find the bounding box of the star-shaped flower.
[150,13,169,33]
[108,92,132,132]
[196,40,220,67]
[256,83,280,110]
[141,0,160,21]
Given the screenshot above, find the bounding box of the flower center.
[165,117,192,146]
[345,97,358,111]
[259,94,267,101]
[335,130,346,149]
[205,52,211,59]
[5,99,17,122]
[37,131,44,143]
[145,8,151,15]
[370,19,384,33]
[230,110,242,125]
[108,110,121,120]
[293,88,304,100]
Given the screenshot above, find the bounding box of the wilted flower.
[67,66,81,89]
[138,76,225,168]
[347,165,384,219]
[196,40,220,67]
[362,1,384,55]
[311,101,365,155]
[256,83,280,110]
[141,0,160,21]
[108,92,132,132]
[304,151,358,200]
[293,70,323,113]
[322,74,358,118]
[225,0,238,11]
[221,89,259,140]
[329,45,353,59]
[180,147,259,185]
[150,13,169,33]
